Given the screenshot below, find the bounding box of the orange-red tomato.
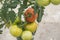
[24,8,38,22]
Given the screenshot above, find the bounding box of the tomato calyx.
[25,13,32,18]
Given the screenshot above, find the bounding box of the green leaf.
[0,17,4,29]
[32,3,39,14]
[18,7,24,18]
[0,3,9,22]
[8,0,19,8]
[0,0,2,2]
[7,11,16,23]
[0,30,3,34]
[0,18,4,29]
[4,0,19,9]
[23,0,28,6]
[8,2,17,8]
[37,6,45,22]
[0,24,4,29]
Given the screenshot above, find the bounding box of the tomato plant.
[0,0,60,40]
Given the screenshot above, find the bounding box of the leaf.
[7,11,16,23]
[23,0,28,6]
[0,24,4,29]
[8,2,17,8]
[32,3,39,14]
[0,3,9,22]
[0,30,3,34]
[0,0,2,2]
[0,19,4,29]
[18,7,24,19]
[5,0,19,9]
[0,17,4,29]
[37,6,45,22]
[8,0,19,8]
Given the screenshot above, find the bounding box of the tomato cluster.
[9,7,38,40]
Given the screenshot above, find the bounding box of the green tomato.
[35,0,50,6]
[13,16,21,25]
[25,22,38,33]
[21,31,33,40]
[9,25,22,37]
[51,0,60,5]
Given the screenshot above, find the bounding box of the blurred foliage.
[0,0,2,2]
[0,30,2,34]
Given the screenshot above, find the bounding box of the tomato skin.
[9,25,22,37]
[21,31,33,40]
[24,8,38,22]
[25,22,38,33]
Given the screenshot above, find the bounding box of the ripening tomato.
[24,8,38,22]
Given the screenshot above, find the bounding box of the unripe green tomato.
[51,0,60,5]
[21,31,33,40]
[35,0,50,6]
[13,16,21,25]
[25,22,38,33]
[9,25,22,37]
